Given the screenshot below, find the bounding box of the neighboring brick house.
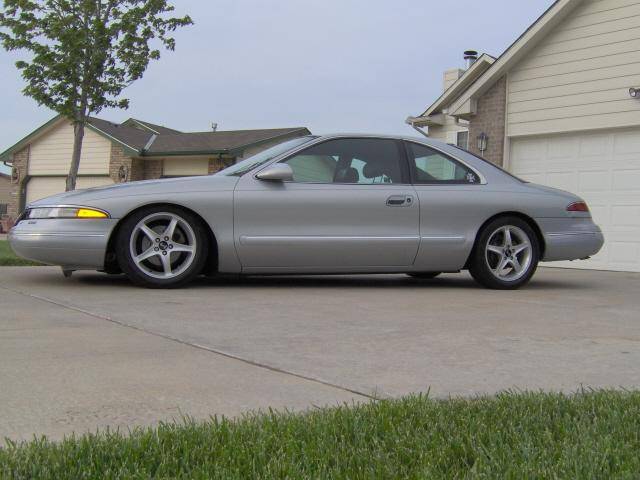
[407,0,640,273]
[0,115,310,220]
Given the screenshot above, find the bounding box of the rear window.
[449,145,528,183]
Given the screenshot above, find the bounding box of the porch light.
[629,87,640,98]
[477,132,489,153]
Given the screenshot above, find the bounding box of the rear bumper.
[542,230,604,262]
[8,218,118,269]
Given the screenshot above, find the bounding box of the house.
[407,0,640,273]
[0,115,310,221]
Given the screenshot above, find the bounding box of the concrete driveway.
[1,267,639,441]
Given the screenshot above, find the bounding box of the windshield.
[218,136,318,177]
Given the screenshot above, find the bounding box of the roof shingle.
[146,128,310,155]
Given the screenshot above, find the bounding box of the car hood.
[28,174,240,208]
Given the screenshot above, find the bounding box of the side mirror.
[256,163,294,182]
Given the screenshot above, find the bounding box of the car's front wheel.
[469,217,539,290]
[116,206,208,288]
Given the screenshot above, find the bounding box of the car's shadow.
[70,272,594,291]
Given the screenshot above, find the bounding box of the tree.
[0,0,192,191]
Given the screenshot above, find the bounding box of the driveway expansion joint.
[0,284,378,401]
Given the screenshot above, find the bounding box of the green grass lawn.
[1,390,639,479]
[0,240,42,266]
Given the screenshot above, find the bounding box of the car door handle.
[386,195,414,207]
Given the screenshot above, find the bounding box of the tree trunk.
[66,120,85,191]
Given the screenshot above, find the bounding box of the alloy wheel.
[129,212,197,279]
[484,225,533,282]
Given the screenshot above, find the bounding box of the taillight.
[567,201,589,212]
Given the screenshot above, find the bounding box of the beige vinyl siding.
[427,115,468,144]
[28,121,111,175]
[162,157,209,176]
[507,0,640,137]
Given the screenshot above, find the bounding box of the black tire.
[116,206,209,288]
[469,216,540,290]
[407,272,442,279]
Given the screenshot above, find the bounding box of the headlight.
[25,206,110,219]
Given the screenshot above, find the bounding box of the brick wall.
[143,159,163,179]
[109,145,146,183]
[7,146,29,219]
[468,76,507,167]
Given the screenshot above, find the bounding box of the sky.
[0,0,553,174]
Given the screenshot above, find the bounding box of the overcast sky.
[0,0,553,174]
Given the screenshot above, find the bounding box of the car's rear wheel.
[116,206,208,288]
[469,217,539,290]
[407,272,441,279]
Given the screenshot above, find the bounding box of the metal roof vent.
[464,50,479,69]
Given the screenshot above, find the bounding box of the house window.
[456,131,469,149]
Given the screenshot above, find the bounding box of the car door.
[234,137,420,272]
[405,141,485,272]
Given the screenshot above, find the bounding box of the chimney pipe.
[464,50,478,69]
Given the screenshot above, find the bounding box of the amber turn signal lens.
[76,208,109,218]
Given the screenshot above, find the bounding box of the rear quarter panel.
[412,182,584,271]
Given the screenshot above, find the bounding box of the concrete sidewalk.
[1,267,639,441]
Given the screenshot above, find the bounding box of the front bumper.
[8,218,119,269]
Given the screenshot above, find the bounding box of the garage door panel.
[510,128,640,272]
[578,171,609,191]
[26,176,114,205]
[609,242,639,264]
[613,170,640,190]
[26,177,66,204]
[613,131,640,153]
[546,171,577,192]
[163,158,208,177]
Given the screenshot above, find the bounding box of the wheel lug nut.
[154,247,159,252]
[168,245,173,249]
[162,251,167,255]
[155,238,160,243]
[164,236,169,241]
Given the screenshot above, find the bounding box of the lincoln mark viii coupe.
[9,134,604,289]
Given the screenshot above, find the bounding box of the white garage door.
[510,128,640,272]
[26,176,114,205]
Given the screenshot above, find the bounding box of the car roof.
[321,132,459,148]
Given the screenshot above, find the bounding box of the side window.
[281,138,405,184]
[285,155,337,183]
[407,142,479,184]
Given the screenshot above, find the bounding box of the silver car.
[9,134,604,289]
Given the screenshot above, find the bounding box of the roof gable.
[408,53,495,126]
[448,0,584,118]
